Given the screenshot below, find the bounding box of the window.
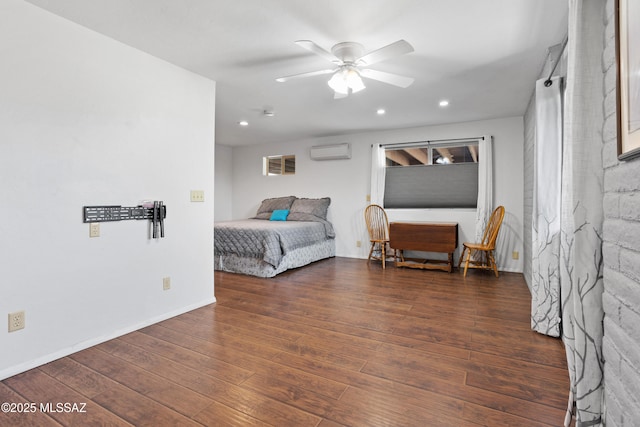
[383,139,479,209]
[264,155,295,176]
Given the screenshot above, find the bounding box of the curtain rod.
[378,136,484,149]
[544,36,568,87]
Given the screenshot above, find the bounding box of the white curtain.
[560,1,605,425]
[530,1,604,424]
[475,136,493,241]
[531,76,563,337]
[370,144,386,205]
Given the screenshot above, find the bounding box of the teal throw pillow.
[270,209,289,221]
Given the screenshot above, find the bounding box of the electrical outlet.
[190,190,205,202]
[356,240,362,248]
[512,251,519,260]
[366,194,371,202]
[8,311,25,332]
[89,223,100,238]
[163,277,171,291]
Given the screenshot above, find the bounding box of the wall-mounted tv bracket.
[83,201,166,238]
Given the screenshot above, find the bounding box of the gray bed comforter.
[214,218,335,268]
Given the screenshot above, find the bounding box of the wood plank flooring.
[1,257,570,426]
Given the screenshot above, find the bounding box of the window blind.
[384,163,478,208]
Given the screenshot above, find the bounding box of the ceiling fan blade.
[276,68,335,83]
[295,40,340,63]
[360,69,414,88]
[357,40,414,66]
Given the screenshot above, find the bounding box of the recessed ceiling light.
[439,100,449,107]
[376,108,386,115]
[238,120,249,126]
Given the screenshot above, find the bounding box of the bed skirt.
[214,239,335,278]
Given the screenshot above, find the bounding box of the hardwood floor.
[1,257,570,426]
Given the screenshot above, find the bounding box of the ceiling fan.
[276,39,415,98]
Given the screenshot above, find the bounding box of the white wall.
[214,144,233,221]
[0,1,215,379]
[225,116,524,272]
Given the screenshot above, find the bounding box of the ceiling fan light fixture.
[328,67,365,95]
[346,68,365,93]
[328,71,348,94]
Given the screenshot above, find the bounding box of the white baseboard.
[0,297,216,381]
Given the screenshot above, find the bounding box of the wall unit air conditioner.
[309,143,351,160]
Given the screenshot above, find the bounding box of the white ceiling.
[25,0,568,147]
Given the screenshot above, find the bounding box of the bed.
[214,196,336,277]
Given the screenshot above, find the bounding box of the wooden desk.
[389,222,458,272]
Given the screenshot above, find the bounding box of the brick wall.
[602,0,640,424]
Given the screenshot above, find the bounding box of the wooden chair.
[364,204,394,269]
[458,206,505,277]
